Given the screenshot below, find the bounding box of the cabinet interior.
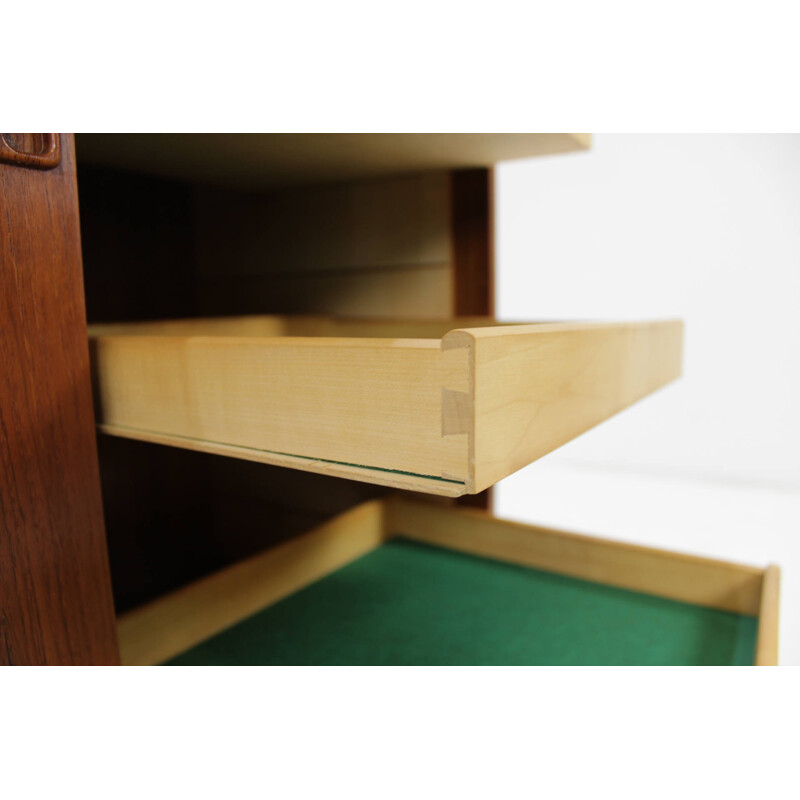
[75,148,492,613]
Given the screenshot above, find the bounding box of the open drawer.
[118,497,779,666]
[90,315,683,496]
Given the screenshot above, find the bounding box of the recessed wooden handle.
[0,133,61,169]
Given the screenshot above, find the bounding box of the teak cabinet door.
[0,134,119,664]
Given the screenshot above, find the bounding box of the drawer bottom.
[166,537,757,666]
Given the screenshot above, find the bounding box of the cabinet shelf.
[89,315,684,496]
[117,498,778,666]
[76,133,590,189]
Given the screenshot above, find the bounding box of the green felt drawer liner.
[166,539,758,666]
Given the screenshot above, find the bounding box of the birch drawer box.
[89,315,683,496]
[117,497,779,666]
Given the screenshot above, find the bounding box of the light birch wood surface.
[443,319,684,492]
[90,316,683,495]
[755,564,781,665]
[77,133,591,189]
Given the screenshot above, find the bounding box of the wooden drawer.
[118,497,779,666]
[90,315,683,496]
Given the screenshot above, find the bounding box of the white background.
[6,4,799,795]
[496,133,800,664]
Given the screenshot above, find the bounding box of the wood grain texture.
[755,564,780,665]
[0,135,119,665]
[89,316,683,496]
[117,499,388,666]
[386,498,765,616]
[76,133,591,189]
[91,332,471,492]
[443,319,685,492]
[0,134,61,169]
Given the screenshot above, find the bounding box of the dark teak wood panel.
[0,134,62,170]
[451,168,494,317]
[0,135,119,664]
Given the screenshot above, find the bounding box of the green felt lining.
[166,539,758,666]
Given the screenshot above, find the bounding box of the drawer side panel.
[91,336,470,490]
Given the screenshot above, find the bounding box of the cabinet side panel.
[0,136,119,665]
